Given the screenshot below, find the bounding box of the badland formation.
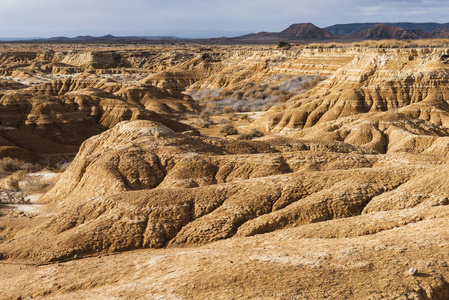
[2,24,449,299]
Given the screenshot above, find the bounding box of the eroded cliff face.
[3,45,449,299]
[257,48,449,133]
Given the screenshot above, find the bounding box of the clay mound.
[138,68,207,92]
[42,120,274,203]
[0,52,37,65]
[346,23,434,39]
[26,74,122,96]
[4,202,449,299]
[27,74,199,114]
[43,120,379,204]
[285,111,449,154]
[0,164,415,262]
[3,119,443,262]
[3,205,449,300]
[33,62,83,75]
[60,88,160,128]
[114,85,200,114]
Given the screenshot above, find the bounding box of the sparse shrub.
[197,120,211,128]
[5,176,19,189]
[237,133,252,140]
[0,158,42,178]
[277,41,291,49]
[232,91,244,100]
[222,106,235,114]
[240,114,250,121]
[200,110,212,121]
[250,129,264,137]
[236,128,264,140]
[192,74,324,114]
[220,124,238,135]
[241,106,250,112]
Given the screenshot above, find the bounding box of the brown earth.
[1,43,449,299]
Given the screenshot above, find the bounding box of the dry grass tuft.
[237,129,265,140]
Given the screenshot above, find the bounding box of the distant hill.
[326,22,449,36]
[432,28,449,38]
[278,23,336,39]
[31,34,179,43]
[344,23,434,40]
[9,21,449,44]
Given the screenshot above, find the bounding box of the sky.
[1,0,449,38]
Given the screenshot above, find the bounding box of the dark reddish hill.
[278,23,336,39]
[346,23,433,39]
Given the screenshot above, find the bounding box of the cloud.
[0,0,449,37]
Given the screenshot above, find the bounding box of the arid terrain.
[1,42,449,299]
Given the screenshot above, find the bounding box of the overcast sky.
[1,0,449,38]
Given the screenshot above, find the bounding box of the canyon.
[1,42,449,299]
